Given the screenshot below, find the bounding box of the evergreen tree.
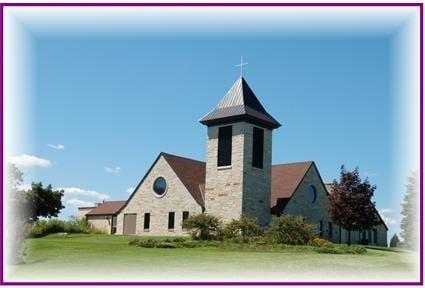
[327,165,380,245]
[390,234,400,248]
[400,171,418,250]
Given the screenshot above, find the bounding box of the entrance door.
[123,213,137,235]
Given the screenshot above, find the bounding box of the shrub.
[265,215,316,245]
[223,216,263,242]
[29,217,104,238]
[156,242,177,249]
[65,217,104,234]
[172,237,186,243]
[129,238,159,248]
[128,238,214,249]
[30,219,66,238]
[315,244,367,255]
[308,237,332,247]
[182,213,222,240]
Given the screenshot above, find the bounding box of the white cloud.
[59,187,110,201]
[381,215,398,225]
[9,154,52,168]
[47,144,65,150]
[126,187,135,194]
[104,166,121,173]
[378,208,398,226]
[66,198,95,207]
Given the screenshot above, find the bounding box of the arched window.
[308,185,317,203]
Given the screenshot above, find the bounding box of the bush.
[316,244,367,255]
[308,237,332,247]
[129,238,158,248]
[223,216,263,242]
[265,215,316,245]
[182,213,222,240]
[30,219,66,238]
[156,242,177,249]
[128,237,219,249]
[29,217,104,238]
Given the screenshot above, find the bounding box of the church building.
[79,76,388,246]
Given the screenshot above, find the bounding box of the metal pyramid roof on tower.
[199,77,281,129]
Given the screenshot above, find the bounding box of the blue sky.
[7,6,420,240]
[30,37,393,219]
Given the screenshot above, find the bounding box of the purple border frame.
[0,2,422,286]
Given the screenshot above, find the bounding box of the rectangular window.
[252,127,264,168]
[217,126,232,167]
[182,211,189,221]
[144,213,150,230]
[328,222,333,239]
[319,220,323,238]
[168,212,175,230]
[111,216,117,234]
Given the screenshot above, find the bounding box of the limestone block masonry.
[87,215,112,234]
[205,122,272,226]
[116,156,203,235]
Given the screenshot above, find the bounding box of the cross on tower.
[235,56,248,77]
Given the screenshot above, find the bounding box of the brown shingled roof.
[162,153,206,207]
[86,201,126,216]
[271,161,313,207]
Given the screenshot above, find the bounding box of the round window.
[308,185,317,203]
[153,177,167,196]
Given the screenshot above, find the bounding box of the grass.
[6,234,419,282]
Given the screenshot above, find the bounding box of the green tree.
[23,182,65,221]
[7,164,27,264]
[266,215,316,245]
[6,164,65,264]
[327,165,380,245]
[400,171,418,250]
[390,234,400,248]
[182,213,222,240]
[223,216,263,242]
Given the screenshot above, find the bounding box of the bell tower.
[199,77,281,225]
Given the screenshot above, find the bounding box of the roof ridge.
[161,152,205,164]
[272,161,314,166]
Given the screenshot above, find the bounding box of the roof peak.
[199,77,281,129]
[160,152,204,164]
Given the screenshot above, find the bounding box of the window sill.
[168,229,175,232]
[143,229,150,232]
[217,165,232,171]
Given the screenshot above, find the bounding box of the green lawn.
[7,234,419,283]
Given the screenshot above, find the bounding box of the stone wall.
[242,124,272,226]
[204,123,245,222]
[282,164,333,240]
[205,122,272,225]
[87,215,112,234]
[116,155,203,236]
